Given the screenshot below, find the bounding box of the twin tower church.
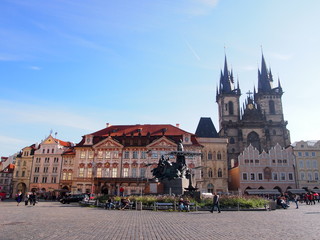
[209,54,291,168]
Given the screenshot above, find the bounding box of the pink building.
[229,143,297,194]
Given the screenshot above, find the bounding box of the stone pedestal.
[161,178,189,195]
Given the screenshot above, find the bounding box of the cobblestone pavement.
[1,200,320,240]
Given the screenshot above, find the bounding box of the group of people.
[15,191,37,206]
[276,191,320,209]
[104,197,131,210]
[178,197,190,212]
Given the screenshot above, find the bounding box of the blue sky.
[1,0,320,156]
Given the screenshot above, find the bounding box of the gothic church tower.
[216,54,291,168]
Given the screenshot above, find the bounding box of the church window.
[208,168,213,178]
[218,168,222,177]
[247,131,261,152]
[228,101,234,115]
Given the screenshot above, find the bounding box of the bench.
[154,202,175,211]
[154,202,198,211]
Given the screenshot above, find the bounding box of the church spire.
[258,53,272,93]
[218,55,236,94]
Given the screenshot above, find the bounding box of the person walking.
[210,192,221,213]
[15,191,23,206]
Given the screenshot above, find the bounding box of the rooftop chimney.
[106,123,111,128]
[176,123,180,128]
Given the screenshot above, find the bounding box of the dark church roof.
[195,117,219,138]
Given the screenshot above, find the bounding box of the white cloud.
[28,66,41,70]
[186,0,219,16]
[0,135,28,145]
[0,100,99,131]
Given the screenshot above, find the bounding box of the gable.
[147,137,177,149]
[93,137,123,149]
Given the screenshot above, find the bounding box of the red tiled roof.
[77,124,200,147]
[53,138,72,147]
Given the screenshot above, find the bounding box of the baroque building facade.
[195,117,228,193]
[292,140,320,190]
[12,144,36,196]
[216,55,291,168]
[67,124,202,195]
[29,135,72,195]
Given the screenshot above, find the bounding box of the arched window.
[269,100,275,114]
[218,168,222,177]
[208,168,213,178]
[229,137,235,144]
[217,151,222,160]
[208,151,213,160]
[247,131,261,152]
[228,101,234,115]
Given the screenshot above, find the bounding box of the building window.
[79,168,84,177]
[305,152,309,157]
[51,148,54,154]
[35,167,40,173]
[151,151,158,159]
[123,168,129,177]
[98,150,103,159]
[124,151,130,159]
[242,173,248,180]
[33,176,38,183]
[250,173,255,180]
[288,173,294,181]
[228,101,234,115]
[132,168,137,178]
[207,183,214,193]
[104,168,110,177]
[140,168,146,178]
[299,160,304,169]
[97,168,102,178]
[52,177,56,183]
[280,173,286,181]
[47,149,50,154]
[258,173,263,180]
[67,172,72,180]
[255,159,260,164]
[217,152,222,160]
[87,168,92,178]
[272,173,278,181]
[269,100,275,114]
[52,167,57,173]
[132,151,138,159]
[315,172,319,181]
[308,172,312,181]
[300,172,305,180]
[313,160,318,169]
[306,160,311,169]
[21,171,25,177]
[42,177,47,183]
[140,151,146,159]
[43,167,48,173]
[208,152,212,160]
[218,168,222,178]
[105,151,111,158]
[298,152,302,157]
[312,152,316,157]
[113,151,119,158]
[62,172,67,180]
[112,168,117,178]
[208,168,213,178]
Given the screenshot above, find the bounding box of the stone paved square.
[1,200,319,240]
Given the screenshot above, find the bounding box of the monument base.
[162,178,189,195]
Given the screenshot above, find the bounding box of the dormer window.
[85,135,93,145]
